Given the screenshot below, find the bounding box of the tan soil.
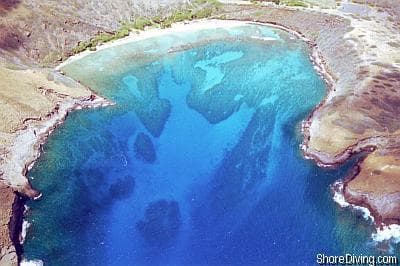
[219,2,400,229]
[0,1,186,264]
[0,0,188,66]
[345,152,400,225]
[0,65,91,135]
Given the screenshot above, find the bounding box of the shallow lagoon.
[24,24,381,265]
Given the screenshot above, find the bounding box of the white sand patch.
[20,259,44,266]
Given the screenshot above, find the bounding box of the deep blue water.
[24,25,381,265]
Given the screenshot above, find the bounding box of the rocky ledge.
[0,184,18,266]
[0,67,113,265]
[297,1,400,230]
[344,147,400,226]
[219,1,400,230]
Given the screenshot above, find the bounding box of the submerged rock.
[136,200,181,246]
[136,99,171,138]
[109,175,135,200]
[134,132,156,163]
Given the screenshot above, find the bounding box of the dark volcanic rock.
[0,25,23,51]
[136,200,181,246]
[0,0,21,15]
[134,132,156,163]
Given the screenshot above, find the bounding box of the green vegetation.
[159,3,217,28]
[173,10,193,21]
[72,0,222,54]
[250,0,307,6]
[193,0,208,4]
[217,14,227,20]
[132,17,154,30]
[254,10,264,17]
[250,0,280,4]
[72,26,132,54]
[71,0,310,55]
[282,0,307,7]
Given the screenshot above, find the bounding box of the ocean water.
[24,24,384,265]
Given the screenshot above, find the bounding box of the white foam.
[332,181,374,222]
[332,181,400,243]
[372,224,400,243]
[20,220,31,244]
[332,182,350,207]
[354,205,374,222]
[33,192,42,200]
[20,259,44,266]
[250,36,277,41]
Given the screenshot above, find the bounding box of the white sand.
[57,19,250,70]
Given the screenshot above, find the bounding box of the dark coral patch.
[136,200,181,247]
[134,132,156,163]
[109,175,135,199]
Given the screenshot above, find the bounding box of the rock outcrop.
[0,184,18,266]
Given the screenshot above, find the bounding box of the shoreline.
[0,91,113,194]
[332,178,400,244]
[16,19,340,263]
[56,19,250,70]
[245,13,400,242]
[3,6,398,263]
[10,93,113,263]
[0,72,113,264]
[296,1,400,237]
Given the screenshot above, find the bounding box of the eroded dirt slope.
[0,0,186,66]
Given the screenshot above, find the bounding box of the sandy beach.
[57,20,250,70]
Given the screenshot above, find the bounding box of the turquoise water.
[24,24,382,265]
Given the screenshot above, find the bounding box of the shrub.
[171,9,194,21]
[282,0,307,7]
[151,15,164,24]
[160,19,173,29]
[254,11,263,17]
[210,0,222,7]
[72,1,219,54]
[193,7,213,19]
[115,28,130,39]
[133,17,153,30]
[193,0,208,4]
